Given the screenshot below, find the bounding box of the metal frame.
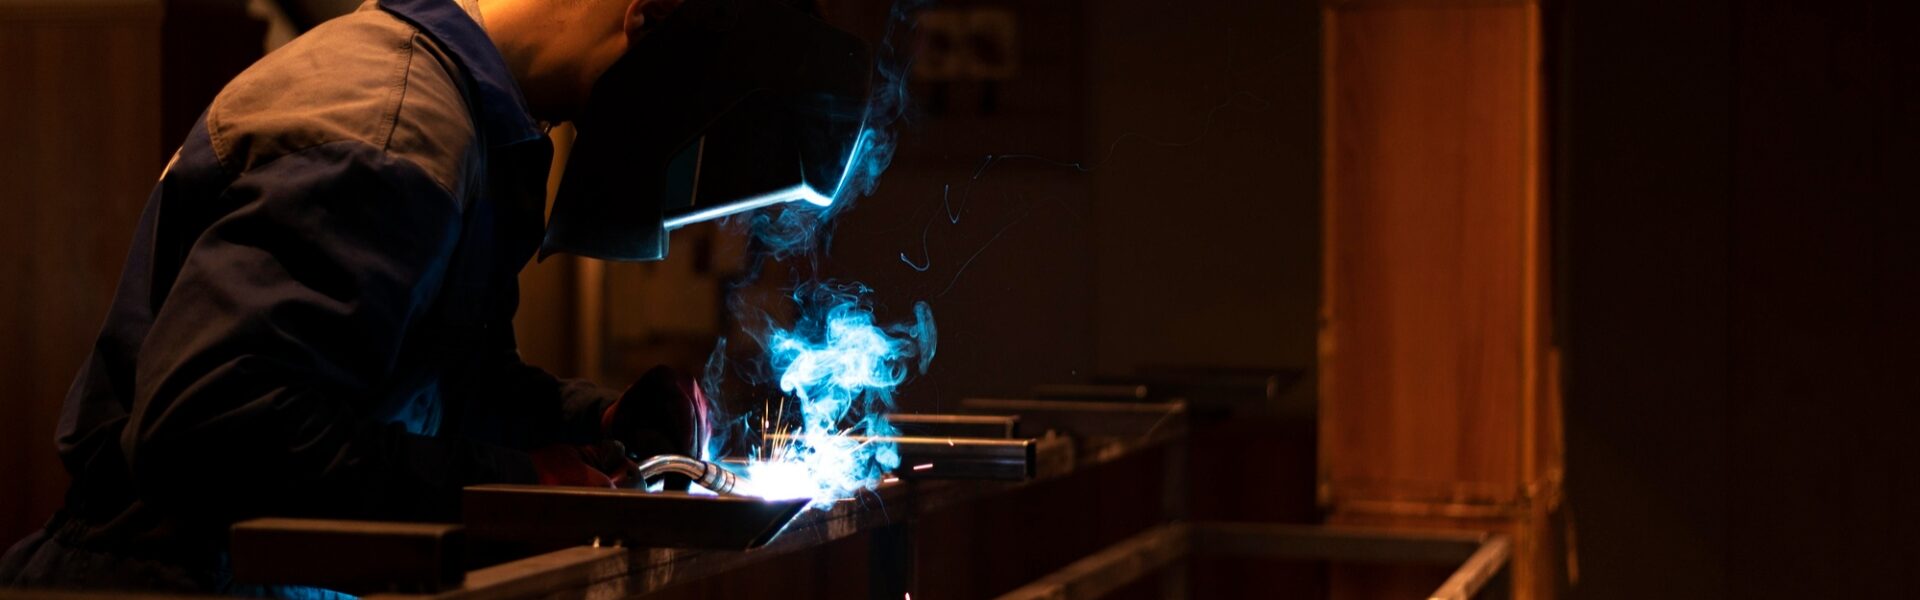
[994,522,1514,600]
[364,546,627,600]
[229,518,466,593]
[459,484,810,551]
[993,524,1192,600]
[220,396,1510,600]
[346,401,1190,600]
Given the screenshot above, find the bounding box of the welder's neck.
[475,0,626,122]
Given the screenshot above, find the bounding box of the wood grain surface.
[0,1,162,548]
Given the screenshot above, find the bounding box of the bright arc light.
[661,129,874,230]
[740,460,816,501]
[732,284,934,510]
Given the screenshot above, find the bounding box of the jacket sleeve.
[444,322,618,451]
[123,140,537,524]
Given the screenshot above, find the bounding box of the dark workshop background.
[1,0,1916,598]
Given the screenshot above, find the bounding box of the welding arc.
[636,455,741,496]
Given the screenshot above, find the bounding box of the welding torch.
[630,454,742,495]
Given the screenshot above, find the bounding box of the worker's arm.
[122,140,536,524]
[441,321,619,451]
[448,327,711,462]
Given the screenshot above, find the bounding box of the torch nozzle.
[635,455,741,496]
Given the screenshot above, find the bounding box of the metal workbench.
[233,391,1509,600]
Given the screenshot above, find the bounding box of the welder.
[0,0,868,593]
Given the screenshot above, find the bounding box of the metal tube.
[764,434,1037,480]
[885,413,1020,439]
[636,455,741,496]
[1429,534,1513,600]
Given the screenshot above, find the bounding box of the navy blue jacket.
[1,0,612,589]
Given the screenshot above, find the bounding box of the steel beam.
[1430,534,1513,600]
[1188,522,1488,564]
[364,546,625,600]
[460,484,807,551]
[229,518,465,593]
[993,523,1190,600]
[997,523,1511,600]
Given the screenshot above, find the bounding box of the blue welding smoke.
[706,0,934,509]
[743,0,924,260]
[739,283,934,506]
[772,285,935,421]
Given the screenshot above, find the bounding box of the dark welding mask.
[541,0,873,262]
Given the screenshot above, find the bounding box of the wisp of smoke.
[701,0,937,511]
[737,282,935,507]
[738,0,927,261]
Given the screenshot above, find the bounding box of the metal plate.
[229,518,464,593]
[461,485,808,551]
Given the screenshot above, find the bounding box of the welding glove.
[529,441,643,488]
[601,366,713,462]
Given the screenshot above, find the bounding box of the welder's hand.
[602,366,712,461]
[529,441,643,488]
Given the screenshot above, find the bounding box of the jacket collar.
[378,0,543,146]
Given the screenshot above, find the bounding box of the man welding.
[0,0,870,592]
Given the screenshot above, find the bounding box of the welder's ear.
[622,0,647,40]
[623,0,685,42]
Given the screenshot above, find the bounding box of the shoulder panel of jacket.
[204,9,477,198]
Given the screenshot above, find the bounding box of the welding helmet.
[541,0,874,262]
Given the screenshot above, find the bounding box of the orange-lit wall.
[0,0,163,549]
[1317,1,1563,597]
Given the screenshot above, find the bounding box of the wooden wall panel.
[1319,0,1560,597]
[0,0,164,547]
[1320,0,1546,507]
